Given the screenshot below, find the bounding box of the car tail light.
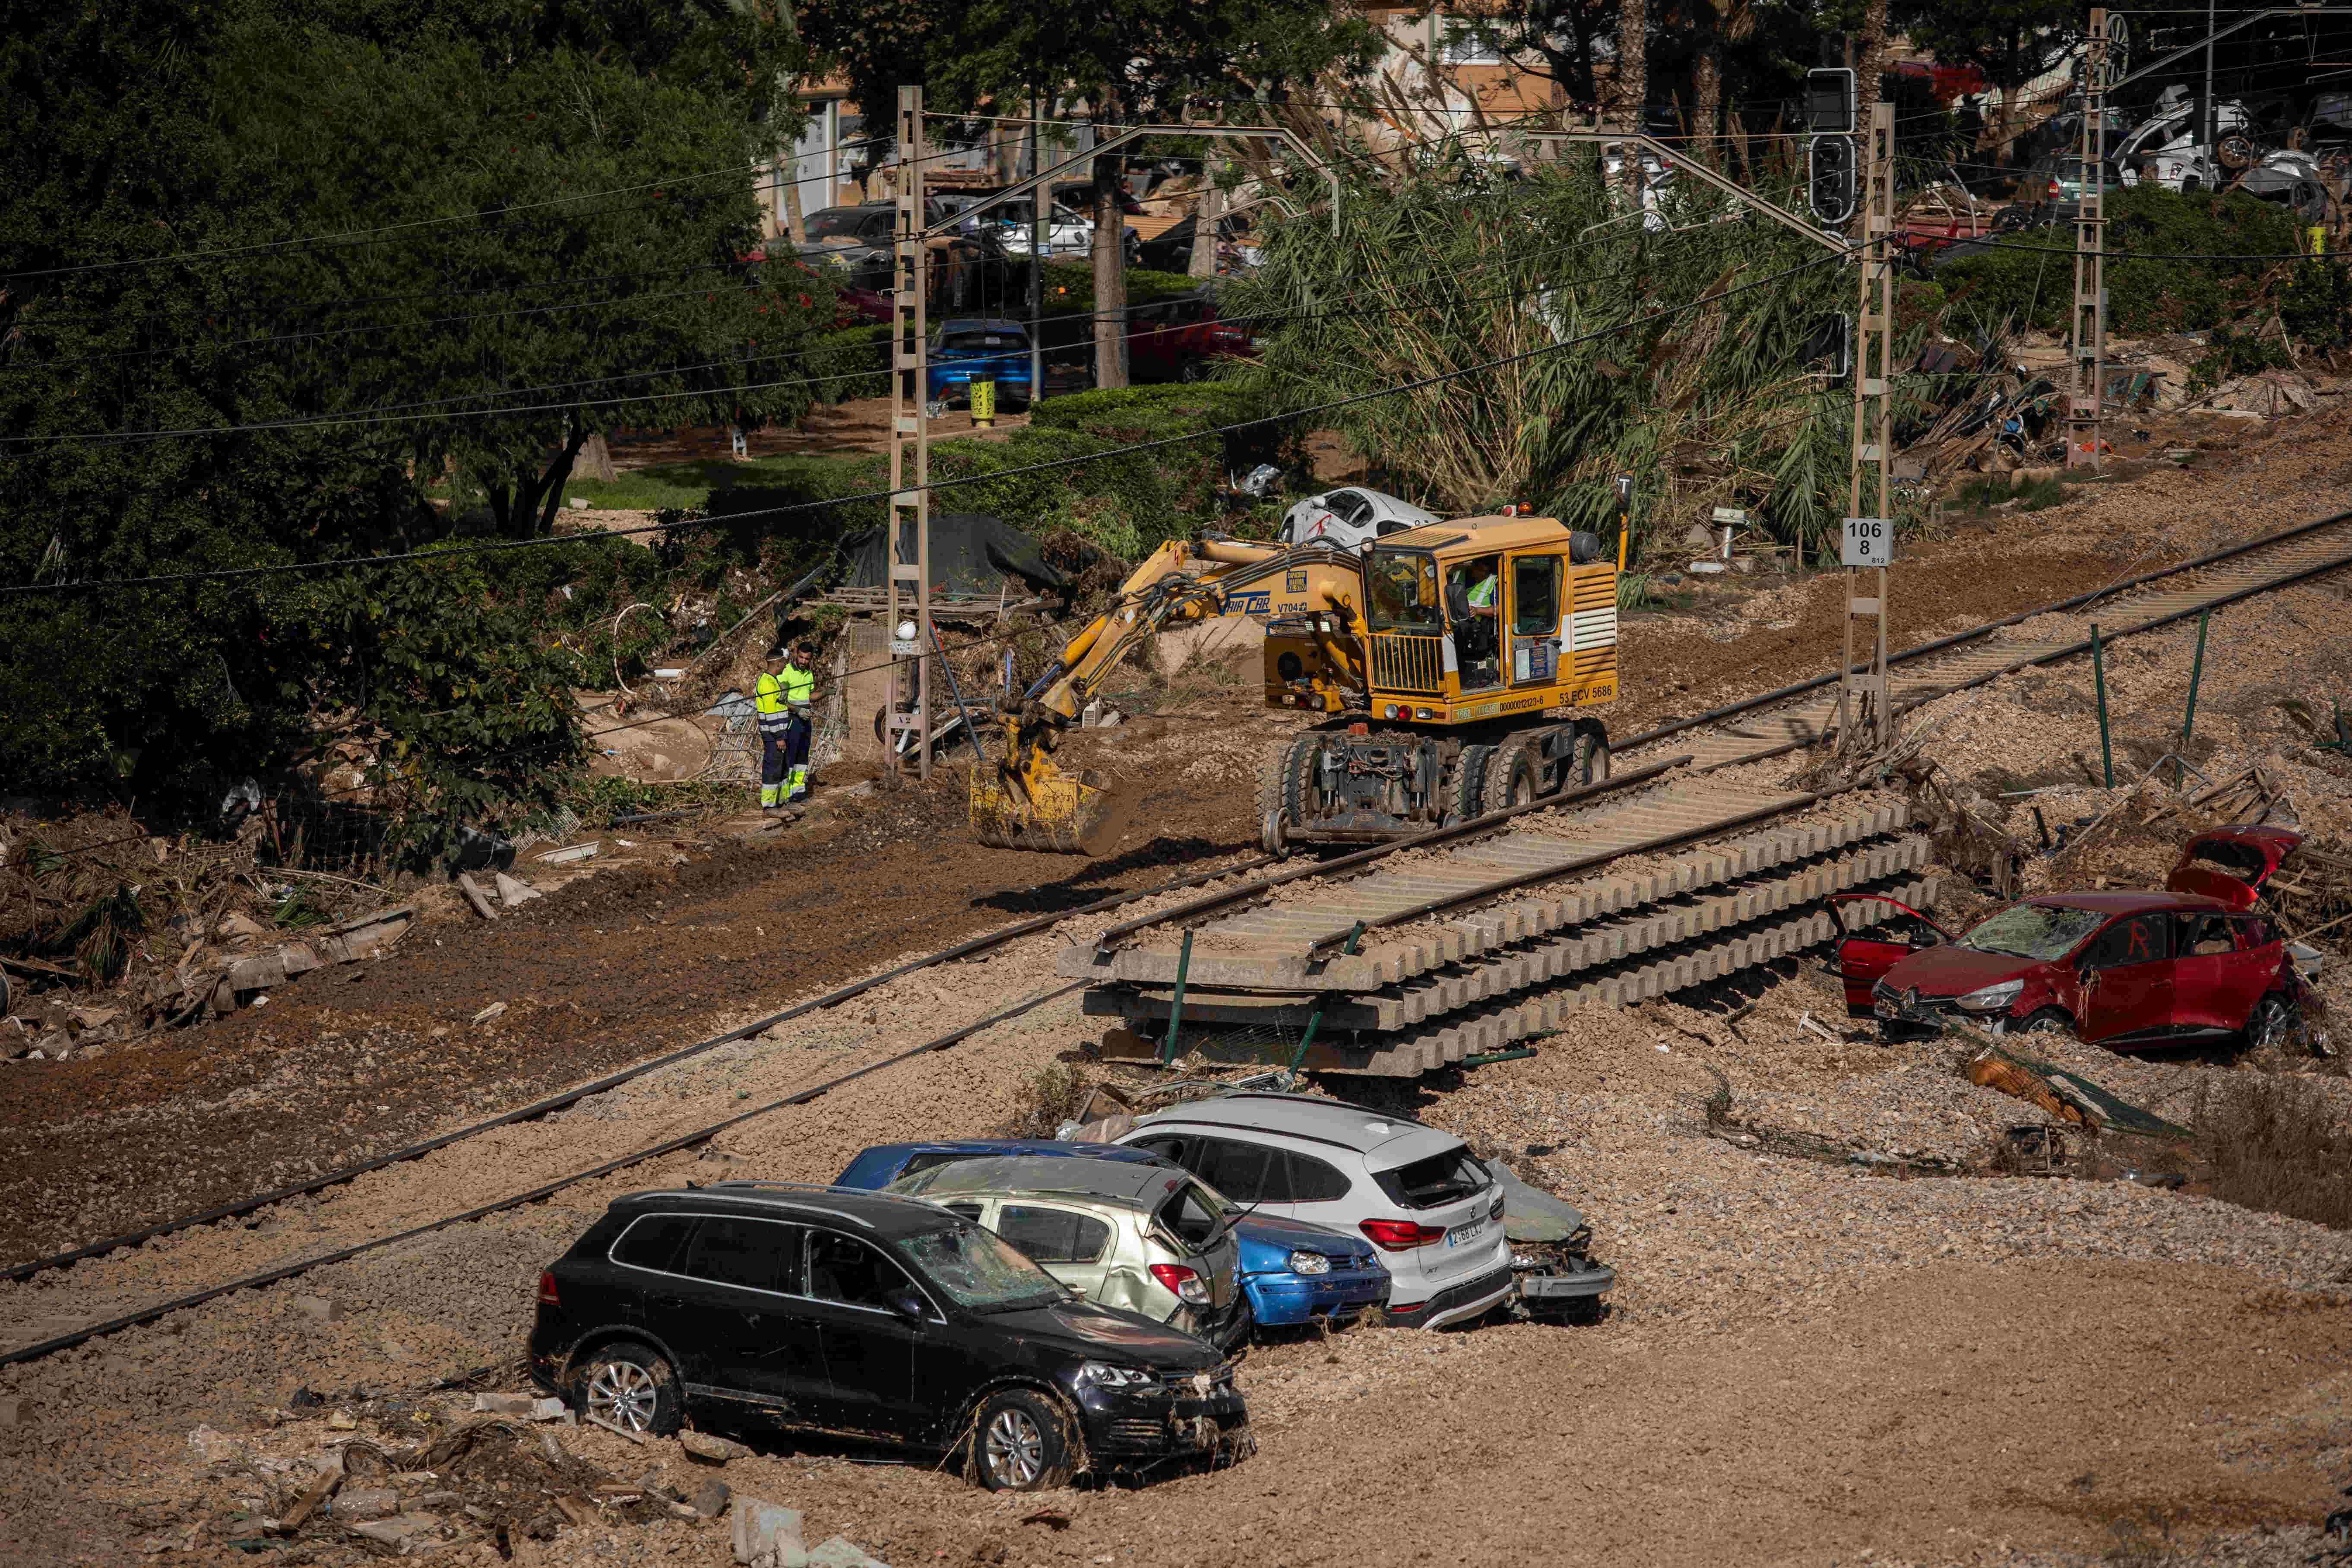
[1489,1191,1506,1223]
[1149,1263,1211,1304]
[536,1270,560,1307]
[1359,1219,1447,1251]
[2047,178,2061,200]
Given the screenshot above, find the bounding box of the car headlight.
[1075,1361,1156,1390]
[1954,979,2025,1013]
[1286,1250,1332,1275]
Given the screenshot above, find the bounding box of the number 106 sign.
[1842,515,1892,568]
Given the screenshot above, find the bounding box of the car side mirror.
[884,1287,928,1321]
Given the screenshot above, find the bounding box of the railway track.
[8,507,2350,1368]
[1071,507,2352,1074]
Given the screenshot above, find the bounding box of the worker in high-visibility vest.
[754,645,818,811]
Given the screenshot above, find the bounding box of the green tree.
[795,0,1378,387]
[1898,0,2081,166]
[0,0,822,823]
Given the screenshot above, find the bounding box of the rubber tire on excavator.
[1570,722,1611,789]
[1453,744,1496,824]
[1480,740,1542,815]
[1257,736,1318,850]
[1255,741,1293,825]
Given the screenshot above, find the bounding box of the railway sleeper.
[1089,833,1933,1033]
[1060,796,1914,992]
[1097,874,1940,1076]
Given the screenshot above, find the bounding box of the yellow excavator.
[970,513,1621,853]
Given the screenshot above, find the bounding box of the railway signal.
[1804,69,1858,227]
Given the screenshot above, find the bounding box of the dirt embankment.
[0,714,1272,1265]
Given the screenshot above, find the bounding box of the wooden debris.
[455,873,499,921]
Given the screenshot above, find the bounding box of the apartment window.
[1440,21,1504,64]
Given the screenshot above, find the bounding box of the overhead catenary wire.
[3,246,1853,597]
[0,130,1006,286]
[3,210,1765,447]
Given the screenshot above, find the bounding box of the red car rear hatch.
[2164,825,2302,911]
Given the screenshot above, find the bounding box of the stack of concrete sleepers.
[1067,786,1938,1076]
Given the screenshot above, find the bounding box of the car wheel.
[970,1389,1075,1492]
[2007,1007,2073,1039]
[2246,994,2294,1054]
[1179,358,1209,383]
[570,1340,681,1437]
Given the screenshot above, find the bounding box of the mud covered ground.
[0,693,1286,1264]
[6,406,2352,1567]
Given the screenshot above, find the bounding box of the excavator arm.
[971,537,1360,852]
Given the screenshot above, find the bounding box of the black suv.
[527,1184,1252,1490]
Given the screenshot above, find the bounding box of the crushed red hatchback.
[1835,827,2327,1053]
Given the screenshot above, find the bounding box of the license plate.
[1446,1218,1487,1248]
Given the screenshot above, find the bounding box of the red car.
[1126,295,1260,383]
[1836,827,2324,1053]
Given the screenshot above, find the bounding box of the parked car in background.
[836,1139,1387,1329]
[884,1155,1252,1350]
[969,197,1140,264]
[926,319,1035,409]
[1835,837,2329,1053]
[835,284,892,326]
[1125,294,1261,383]
[796,203,898,288]
[1277,487,1442,551]
[1135,212,1259,273]
[526,1184,1250,1490]
[1116,1092,1516,1329]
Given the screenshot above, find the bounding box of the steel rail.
[1612,507,2352,755]
[0,983,1086,1368]
[3,851,1280,1285]
[16,512,2352,1356]
[1298,786,1855,957]
[1086,755,1691,953]
[1094,508,2352,972]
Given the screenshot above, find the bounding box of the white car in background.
[1116,1092,1516,1330]
[975,199,1140,264]
[1277,487,1440,551]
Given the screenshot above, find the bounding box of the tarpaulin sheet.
[840,512,1070,596]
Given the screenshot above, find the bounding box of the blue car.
[832,1140,1389,1330]
[926,319,1035,408]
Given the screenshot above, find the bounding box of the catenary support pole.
[2070,10,2110,472]
[1840,98,1895,754]
[2180,608,2210,786]
[2091,622,2115,788]
[1286,921,1365,1081]
[1159,929,1194,1065]
[886,86,934,781]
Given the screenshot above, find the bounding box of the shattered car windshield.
[1956,903,2108,961]
[893,1223,1066,1312]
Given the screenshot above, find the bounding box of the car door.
[993,1202,1116,1301]
[801,1229,929,1441]
[1830,894,1951,1013]
[2075,912,2175,1044]
[2165,911,2255,1034]
[660,1216,827,1418]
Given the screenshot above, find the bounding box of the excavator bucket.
[970,764,1120,854]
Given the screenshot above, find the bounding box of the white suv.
[1116,1093,1512,1329]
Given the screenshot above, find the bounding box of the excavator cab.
[1259,516,1618,849]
